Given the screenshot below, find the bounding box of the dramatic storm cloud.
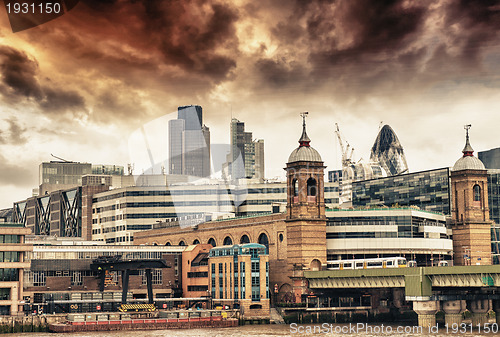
[1,0,500,208]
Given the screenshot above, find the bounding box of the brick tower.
[451,125,492,265]
[285,113,327,301]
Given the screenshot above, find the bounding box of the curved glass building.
[370,125,409,176]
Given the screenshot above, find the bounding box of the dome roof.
[288,146,322,163]
[452,156,485,171]
[288,113,323,163]
[452,125,485,171]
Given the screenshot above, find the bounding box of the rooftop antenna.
[51,154,71,162]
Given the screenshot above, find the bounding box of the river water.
[8,323,495,337]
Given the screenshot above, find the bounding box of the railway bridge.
[304,265,500,327]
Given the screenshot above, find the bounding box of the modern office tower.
[39,162,92,195]
[254,139,265,180]
[168,119,185,175]
[450,126,492,266]
[39,162,123,195]
[479,147,500,169]
[168,106,210,177]
[230,118,264,180]
[370,124,409,176]
[352,168,451,214]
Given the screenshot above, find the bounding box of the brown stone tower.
[285,113,327,281]
[451,125,492,266]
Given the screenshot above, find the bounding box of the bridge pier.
[493,300,500,324]
[413,301,439,327]
[467,299,490,326]
[442,300,465,326]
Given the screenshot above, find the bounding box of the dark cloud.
[0,45,87,115]
[251,0,428,93]
[142,1,239,80]
[444,0,500,65]
[254,59,305,88]
[306,0,427,73]
[39,0,240,82]
[0,45,43,101]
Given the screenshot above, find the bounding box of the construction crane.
[335,123,355,167]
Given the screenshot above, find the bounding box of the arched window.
[258,233,269,254]
[223,236,233,245]
[292,179,298,196]
[240,235,250,244]
[307,178,317,196]
[474,184,481,202]
[208,238,216,247]
[193,239,200,244]
[165,242,171,246]
[178,240,186,246]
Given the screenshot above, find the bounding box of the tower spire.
[299,112,311,147]
[462,124,474,157]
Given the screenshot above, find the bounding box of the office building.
[39,162,124,195]
[0,222,32,315]
[209,244,270,319]
[352,168,451,214]
[39,162,92,195]
[182,244,211,299]
[370,124,409,176]
[168,105,210,177]
[479,147,500,169]
[14,175,113,241]
[326,208,452,265]
[230,118,265,180]
[486,170,500,264]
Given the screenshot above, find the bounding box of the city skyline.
[2,1,500,209]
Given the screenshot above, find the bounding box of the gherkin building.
[370,125,409,176]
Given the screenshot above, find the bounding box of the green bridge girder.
[304,265,500,297]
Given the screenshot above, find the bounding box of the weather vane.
[300,112,308,125]
[464,124,471,138]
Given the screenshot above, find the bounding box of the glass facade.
[230,118,264,180]
[168,105,210,177]
[352,168,450,214]
[486,170,500,264]
[370,125,409,176]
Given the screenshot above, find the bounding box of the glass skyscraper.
[230,118,264,180]
[168,105,210,177]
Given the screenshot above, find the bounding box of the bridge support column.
[442,300,465,326]
[413,301,439,327]
[493,300,500,324]
[468,299,490,326]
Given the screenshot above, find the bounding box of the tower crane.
[335,123,355,167]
